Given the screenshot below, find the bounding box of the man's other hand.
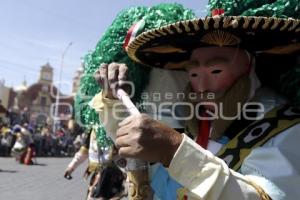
[115,114,183,167]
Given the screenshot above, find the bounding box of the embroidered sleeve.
[167,134,268,200]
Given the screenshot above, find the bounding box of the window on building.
[41,97,47,106]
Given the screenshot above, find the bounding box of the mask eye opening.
[211,69,222,74]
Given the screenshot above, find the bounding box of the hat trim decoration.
[200,30,241,46]
[126,16,300,69]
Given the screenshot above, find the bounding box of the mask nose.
[198,79,209,93]
[188,67,210,93]
[191,75,209,93]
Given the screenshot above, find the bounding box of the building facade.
[14,63,73,127]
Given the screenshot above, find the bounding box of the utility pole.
[52,42,72,134]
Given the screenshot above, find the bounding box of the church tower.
[39,62,53,84]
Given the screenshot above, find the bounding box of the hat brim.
[127,16,300,69]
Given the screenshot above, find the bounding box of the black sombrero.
[126,7,300,69]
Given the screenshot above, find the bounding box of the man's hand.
[94,63,129,99]
[115,114,183,167]
[64,167,74,180]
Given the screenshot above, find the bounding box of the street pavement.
[0,157,88,200]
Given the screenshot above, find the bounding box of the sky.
[0,0,208,94]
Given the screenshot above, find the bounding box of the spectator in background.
[0,124,15,156]
[11,125,35,165]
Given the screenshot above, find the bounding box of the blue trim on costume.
[151,164,182,200]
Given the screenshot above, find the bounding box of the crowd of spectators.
[0,118,85,158]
